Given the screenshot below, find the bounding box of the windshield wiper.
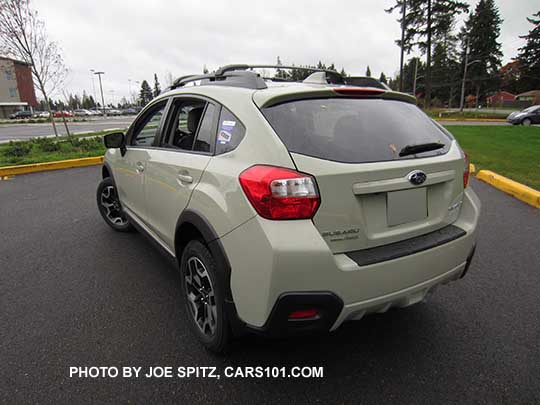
[399,142,445,157]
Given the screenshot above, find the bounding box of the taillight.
[463,152,470,188]
[239,165,320,220]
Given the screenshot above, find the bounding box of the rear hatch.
[260,94,466,254]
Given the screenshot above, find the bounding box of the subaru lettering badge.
[407,170,427,186]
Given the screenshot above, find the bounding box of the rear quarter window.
[215,107,245,155]
[262,98,451,163]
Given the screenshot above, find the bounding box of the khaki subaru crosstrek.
[97,65,480,353]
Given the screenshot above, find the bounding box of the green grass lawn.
[0,132,109,167]
[427,108,509,120]
[445,125,540,190]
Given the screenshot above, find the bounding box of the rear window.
[262,98,452,163]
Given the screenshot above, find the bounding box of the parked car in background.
[9,110,33,119]
[506,105,540,126]
[122,108,138,115]
[35,111,51,118]
[53,111,73,118]
[74,109,92,116]
[108,109,123,116]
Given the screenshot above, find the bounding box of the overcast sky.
[35,0,538,105]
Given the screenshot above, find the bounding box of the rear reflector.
[288,309,319,320]
[333,87,386,96]
[239,165,320,220]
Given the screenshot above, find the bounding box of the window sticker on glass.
[218,120,236,144]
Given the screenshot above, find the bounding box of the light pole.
[109,90,115,107]
[89,69,97,109]
[459,38,481,112]
[93,71,106,117]
[399,0,407,92]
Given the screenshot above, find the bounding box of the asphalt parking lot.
[0,117,135,142]
[1,166,539,404]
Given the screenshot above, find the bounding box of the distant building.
[0,56,38,118]
[486,91,515,107]
[515,90,540,105]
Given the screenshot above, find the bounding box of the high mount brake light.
[333,87,386,96]
[463,152,470,188]
[239,165,320,220]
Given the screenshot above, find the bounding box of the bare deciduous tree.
[0,0,68,136]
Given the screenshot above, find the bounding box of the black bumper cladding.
[346,225,467,266]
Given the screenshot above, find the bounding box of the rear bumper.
[221,187,480,333]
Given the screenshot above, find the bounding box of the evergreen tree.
[139,80,153,106]
[431,42,461,106]
[365,66,371,77]
[379,72,388,84]
[340,67,347,77]
[460,0,503,105]
[153,73,161,97]
[203,65,209,74]
[499,61,521,94]
[516,10,540,91]
[275,56,289,79]
[386,0,469,107]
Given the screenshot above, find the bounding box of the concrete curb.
[0,156,103,177]
[437,118,506,122]
[476,170,540,208]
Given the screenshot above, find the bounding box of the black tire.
[522,118,532,126]
[180,240,231,354]
[96,177,135,232]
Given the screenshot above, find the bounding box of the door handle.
[135,162,145,173]
[177,174,193,184]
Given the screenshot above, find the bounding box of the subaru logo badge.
[407,170,427,186]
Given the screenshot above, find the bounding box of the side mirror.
[104,132,126,156]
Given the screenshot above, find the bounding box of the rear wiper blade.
[399,142,444,157]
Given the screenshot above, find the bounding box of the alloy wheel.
[184,256,217,336]
[100,185,128,226]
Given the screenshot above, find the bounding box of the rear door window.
[193,103,217,153]
[262,98,451,163]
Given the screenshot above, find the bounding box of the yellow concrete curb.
[437,118,506,122]
[0,156,104,177]
[469,163,476,174]
[476,170,540,208]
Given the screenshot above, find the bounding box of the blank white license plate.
[387,188,427,226]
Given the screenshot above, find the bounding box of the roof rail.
[167,63,345,91]
[169,70,267,90]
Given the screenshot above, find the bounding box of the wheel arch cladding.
[102,163,112,179]
[175,209,245,334]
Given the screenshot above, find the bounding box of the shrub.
[3,141,32,157]
[31,137,61,152]
[72,136,103,151]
